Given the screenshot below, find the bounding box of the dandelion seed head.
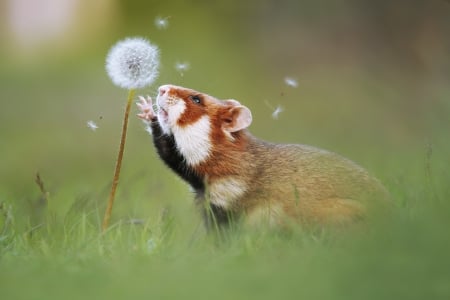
[175,61,190,76]
[87,120,98,131]
[155,16,169,29]
[106,37,160,89]
[271,105,284,120]
[284,77,298,88]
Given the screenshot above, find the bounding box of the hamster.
[137,84,389,229]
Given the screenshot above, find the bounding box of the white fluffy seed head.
[106,37,160,89]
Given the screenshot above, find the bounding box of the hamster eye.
[190,95,202,104]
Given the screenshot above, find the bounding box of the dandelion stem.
[102,89,135,232]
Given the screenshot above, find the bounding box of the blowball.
[106,37,160,89]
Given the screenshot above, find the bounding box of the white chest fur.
[172,115,212,166]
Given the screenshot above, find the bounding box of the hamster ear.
[222,100,253,133]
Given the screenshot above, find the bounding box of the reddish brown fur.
[166,87,249,179]
[168,87,205,126]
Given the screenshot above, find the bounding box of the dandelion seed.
[264,100,284,120]
[271,105,284,120]
[87,120,98,131]
[106,37,160,89]
[284,77,298,88]
[154,16,169,29]
[174,61,190,76]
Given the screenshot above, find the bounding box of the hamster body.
[137,85,389,229]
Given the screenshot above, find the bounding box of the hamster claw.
[137,95,156,121]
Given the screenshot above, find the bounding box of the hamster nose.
[158,85,169,96]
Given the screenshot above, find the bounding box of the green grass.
[1,121,450,299]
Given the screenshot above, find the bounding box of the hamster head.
[155,84,253,166]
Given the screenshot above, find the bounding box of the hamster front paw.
[137,96,156,121]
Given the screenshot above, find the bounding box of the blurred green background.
[1,0,450,299]
[1,0,449,218]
